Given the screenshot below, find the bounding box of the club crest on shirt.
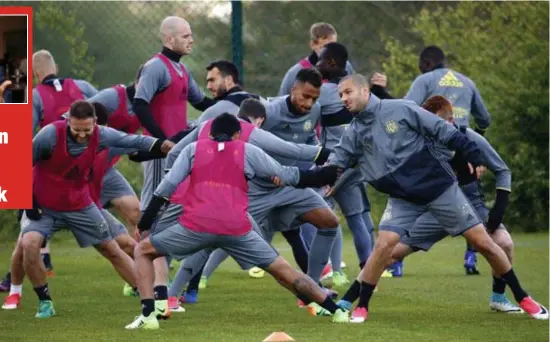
[303,120,313,132]
[385,120,398,134]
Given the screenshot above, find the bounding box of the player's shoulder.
[319,81,339,99]
[188,140,201,153]
[412,71,433,84]
[321,81,338,91]
[97,125,120,137]
[309,101,322,115]
[243,141,264,155]
[379,97,421,120]
[34,123,57,139]
[178,61,190,74]
[196,119,209,131]
[266,95,287,104]
[381,96,417,110]
[142,56,167,73]
[206,100,228,110]
[73,79,95,89]
[285,62,303,75]
[265,96,286,114]
[94,86,118,98]
[446,68,470,79]
[214,97,240,111]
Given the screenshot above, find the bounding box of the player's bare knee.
[323,210,339,228]
[374,238,393,254]
[95,240,125,260]
[116,235,137,255]
[20,232,44,252]
[302,208,339,229]
[491,229,514,257]
[314,209,339,229]
[472,235,498,256]
[115,196,141,226]
[497,238,514,258]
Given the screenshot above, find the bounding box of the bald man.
[134,16,215,208]
[132,16,215,310]
[326,74,547,323]
[134,16,215,210]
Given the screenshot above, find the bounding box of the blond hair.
[32,50,56,75]
[309,22,337,42]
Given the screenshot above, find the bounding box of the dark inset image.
[0,14,28,104]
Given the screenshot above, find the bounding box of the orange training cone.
[263,331,295,342]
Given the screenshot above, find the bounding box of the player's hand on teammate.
[324,185,335,197]
[477,166,487,178]
[160,140,175,154]
[323,167,344,197]
[0,80,12,103]
[272,176,282,186]
[467,162,485,179]
[370,72,387,88]
[137,229,149,241]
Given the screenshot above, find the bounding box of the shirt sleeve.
[154,143,196,199]
[99,126,158,151]
[32,89,43,136]
[74,80,99,98]
[328,124,360,168]
[32,124,57,166]
[165,124,201,171]
[467,129,510,191]
[249,128,321,163]
[470,83,491,130]
[186,71,206,105]
[244,143,301,186]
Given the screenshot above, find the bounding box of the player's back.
[408,68,475,127]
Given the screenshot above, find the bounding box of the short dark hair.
[420,46,445,66]
[295,68,323,88]
[210,113,241,139]
[69,100,96,119]
[92,102,109,125]
[206,60,240,84]
[238,98,266,120]
[322,42,348,69]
